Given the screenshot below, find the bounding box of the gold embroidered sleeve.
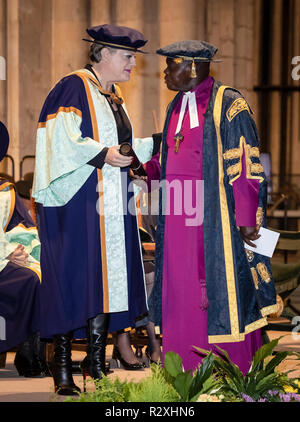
[223,148,241,160]
[227,162,241,177]
[250,147,260,158]
[250,163,264,174]
[256,207,264,227]
[256,263,271,283]
[251,267,259,290]
[224,136,264,184]
[226,98,250,122]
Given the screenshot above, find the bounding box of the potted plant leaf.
[194,337,300,402]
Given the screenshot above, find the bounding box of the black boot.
[49,332,81,396]
[81,313,109,391]
[32,332,50,375]
[14,332,49,377]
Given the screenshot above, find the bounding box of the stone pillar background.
[51,0,90,85]
[0,0,6,123]
[89,0,111,26]
[6,0,20,179]
[18,0,52,177]
[112,0,147,137]
[0,0,7,174]
[156,0,203,130]
[269,0,283,188]
[290,0,300,177]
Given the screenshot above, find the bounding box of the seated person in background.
[133,151,162,363]
[15,179,32,216]
[23,172,34,186]
[0,173,14,184]
[15,172,35,219]
[140,151,160,241]
[0,122,45,377]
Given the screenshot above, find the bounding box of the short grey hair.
[89,43,117,63]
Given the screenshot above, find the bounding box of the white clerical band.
[175,91,199,134]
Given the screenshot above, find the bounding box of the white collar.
[175,90,199,134]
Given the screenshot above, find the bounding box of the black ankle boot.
[81,313,110,391]
[49,332,81,396]
[14,332,49,377]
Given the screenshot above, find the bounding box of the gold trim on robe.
[71,70,110,313]
[208,85,269,344]
[212,85,240,342]
[224,136,264,185]
[251,267,259,290]
[37,107,82,128]
[3,185,15,232]
[226,97,250,122]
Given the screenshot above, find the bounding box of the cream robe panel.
[0,188,15,272]
[87,75,152,312]
[0,186,41,278]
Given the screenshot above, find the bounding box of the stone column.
[0,0,7,174]
[253,0,262,116]
[18,0,53,176]
[141,0,161,136]
[51,0,90,85]
[158,0,204,130]
[234,0,255,106]
[0,0,7,122]
[290,0,300,176]
[206,0,235,86]
[269,0,283,184]
[6,0,19,180]
[89,0,111,26]
[107,0,145,137]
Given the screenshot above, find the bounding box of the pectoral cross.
[174,132,184,153]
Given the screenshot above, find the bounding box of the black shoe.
[49,333,81,396]
[145,346,161,365]
[81,313,111,392]
[73,360,112,374]
[112,345,145,370]
[14,333,49,377]
[134,345,143,359]
[14,352,47,377]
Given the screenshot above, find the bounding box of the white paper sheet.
[244,227,280,258]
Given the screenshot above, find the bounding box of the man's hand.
[239,226,261,248]
[104,145,133,167]
[7,244,29,266]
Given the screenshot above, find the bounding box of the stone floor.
[0,345,152,402]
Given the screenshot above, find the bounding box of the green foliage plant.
[65,364,180,402]
[65,338,300,402]
[162,350,220,401]
[127,362,180,402]
[64,376,133,402]
[65,351,219,403]
[194,337,300,402]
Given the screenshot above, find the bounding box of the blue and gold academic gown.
[150,80,277,344]
[33,68,154,338]
[0,179,40,353]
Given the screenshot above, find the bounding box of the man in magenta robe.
[149,41,277,374]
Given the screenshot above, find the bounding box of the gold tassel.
[190,60,197,78]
